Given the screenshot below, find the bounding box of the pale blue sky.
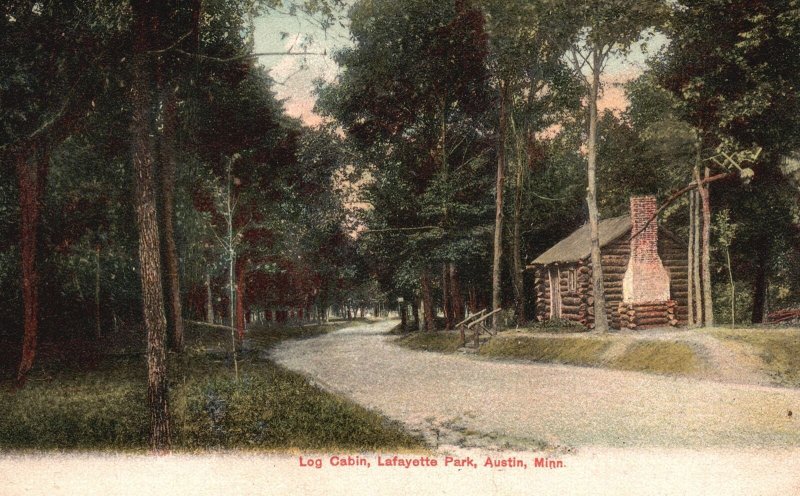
[253,6,350,123]
[253,5,667,124]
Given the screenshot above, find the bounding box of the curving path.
[271,320,800,450]
[4,320,800,496]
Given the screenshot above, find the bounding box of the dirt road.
[271,320,800,450]
[4,320,800,496]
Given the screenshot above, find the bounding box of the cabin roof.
[528,215,632,266]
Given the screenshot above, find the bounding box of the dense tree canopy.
[2,0,800,450]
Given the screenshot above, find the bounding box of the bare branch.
[273,66,306,86]
[704,146,762,171]
[360,226,444,234]
[210,224,228,247]
[172,48,326,63]
[447,135,467,156]
[573,47,593,69]
[148,31,193,55]
[567,48,591,85]
[0,66,94,153]
[529,190,571,202]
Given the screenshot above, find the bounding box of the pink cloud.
[267,36,338,127]
[283,97,325,127]
[598,69,639,114]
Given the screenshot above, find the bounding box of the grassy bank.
[0,320,423,452]
[610,341,700,375]
[394,331,464,353]
[395,328,704,377]
[711,327,800,387]
[479,335,703,376]
[478,335,612,366]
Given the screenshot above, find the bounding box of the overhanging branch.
[629,172,734,241]
[173,48,326,63]
[148,31,193,55]
[360,226,444,234]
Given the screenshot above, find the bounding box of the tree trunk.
[411,300,420,331]
[449,264,465,323]
[205,271,214,324]
[95,245,102,339]
[15,146,46,386]
[692,189,703,324]
[442,264,452,329]
[694,166,714,326]
[492,83,508,330]
[400,303,408,331]
[158,85,184,353]
[751,243,769,324]
[468,284,478,314]
[511,149,526,326]
[225,157,238,380]
[725,247,735,328]
[687,191,695,326]
[130,2,171,451]
[701,167,714,326]
[235,261,245,340]
[587,51,609,333]
[421,269,435,332]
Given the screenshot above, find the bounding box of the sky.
[253,6,667,126]
[253,7,351,126]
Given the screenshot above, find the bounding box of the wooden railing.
[456,308,502,347]
[454,309,485,345]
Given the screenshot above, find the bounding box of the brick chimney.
[622,195,670,303]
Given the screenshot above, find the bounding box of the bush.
[713,281,753,326]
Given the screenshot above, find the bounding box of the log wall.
[659,235,689,326]
[532,229,689,328]
[534,269,551,320]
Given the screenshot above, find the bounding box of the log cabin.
[527,196,689,329]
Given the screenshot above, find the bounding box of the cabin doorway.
[549,267,561,318]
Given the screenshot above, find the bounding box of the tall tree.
[1,1,127,384]
[158,84,185,351]
[483,0,581,325]
[559,0,666,332]
[318,0,492,330]
[14,145,47,384]
[491,81,507,330]
[655,0,800,324]
[129,0,171,452]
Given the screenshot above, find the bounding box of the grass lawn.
[0,320,423,452]
[710,327,800,387]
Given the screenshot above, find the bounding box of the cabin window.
[567,269,577,292]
